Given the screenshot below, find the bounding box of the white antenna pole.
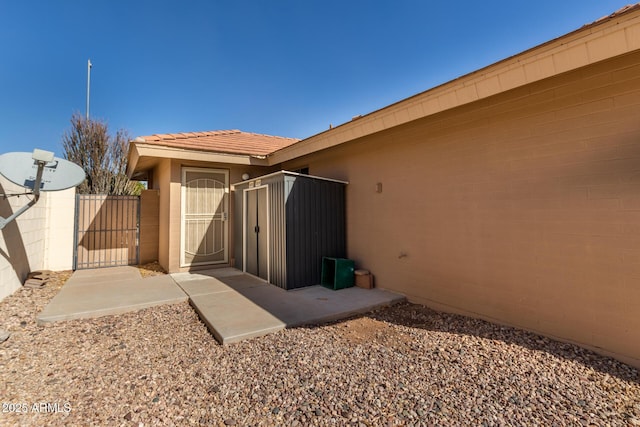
[86,59,92,119]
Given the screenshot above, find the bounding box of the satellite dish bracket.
[0,150,50,231]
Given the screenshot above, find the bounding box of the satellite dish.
[0,149,85,230]
[0,151,85,191]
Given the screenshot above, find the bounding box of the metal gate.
[74,194,140,269]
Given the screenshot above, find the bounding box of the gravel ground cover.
[0,270,639,426]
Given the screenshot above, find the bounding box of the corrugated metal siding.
[285,175,346,289]
[268,176,286,289]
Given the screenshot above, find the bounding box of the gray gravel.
[1,271,639,426]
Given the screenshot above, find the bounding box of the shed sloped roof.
[135,129,299,157]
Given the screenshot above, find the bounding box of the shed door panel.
[246,189,258,275]
[257,188,268,278]
[245,187,268,280]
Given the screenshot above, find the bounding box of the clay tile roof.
[135,129,300,156]
[585,3,640,27]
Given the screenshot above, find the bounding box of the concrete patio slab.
[171,269,405,344]
[64,266,141,287]
[37,272,187,324]
[239,284,406,327]
[189,291,286,344]
[172,268,244,282]
[194,267,246,278]
[38,266,405,345]
[173,277,231,296]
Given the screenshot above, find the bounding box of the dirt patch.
[336,316,415,353]
[136,262,166,278]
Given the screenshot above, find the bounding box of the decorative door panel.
[181,168,228,266]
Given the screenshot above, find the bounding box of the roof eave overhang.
[267,6,640,165]
[127,143,270,178]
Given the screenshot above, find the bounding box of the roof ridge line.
[141,129,300,141]
[241,131,300,141]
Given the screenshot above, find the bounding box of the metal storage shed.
[233,171,347,290]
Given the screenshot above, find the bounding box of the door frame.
[242,185,270,282]
[180,167,229,268]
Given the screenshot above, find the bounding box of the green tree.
[62,113,140,195]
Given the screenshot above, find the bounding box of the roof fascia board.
[267,7,640,165]
[132,143,269,168]
[126,143,141,178]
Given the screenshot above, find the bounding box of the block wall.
[287,51,640,367]
[0,175,74,301]
[43,187,75,271]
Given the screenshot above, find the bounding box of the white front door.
[181,168,229,267]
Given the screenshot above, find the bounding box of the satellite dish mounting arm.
[0,149,53,230]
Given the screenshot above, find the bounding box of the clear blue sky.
[0,1,633,156]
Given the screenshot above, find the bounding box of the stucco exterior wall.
[167,161,182,272]
[43,186,75,271]
[139,190,159,264]
[154,158,172,272]
[152,157,276,273]
[283,52,640,367]
[0,175,75,301]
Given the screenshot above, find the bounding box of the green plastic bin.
[321,257,355,290]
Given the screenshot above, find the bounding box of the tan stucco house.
[128,5,640,368]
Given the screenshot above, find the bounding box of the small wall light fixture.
[242,173,250,181]
[376,182,383,193]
